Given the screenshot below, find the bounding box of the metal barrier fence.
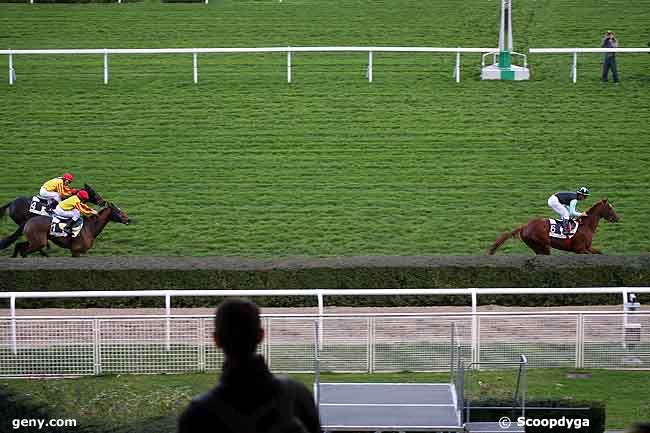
[0,311,647,377]
[528,47,650,83]
[1,46,497,85]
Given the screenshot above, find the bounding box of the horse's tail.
[487,225,525,255]
[0,201,10,219]
[0,225,24,250]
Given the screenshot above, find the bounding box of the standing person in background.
[601,30,619,83]
[178,298,321,433]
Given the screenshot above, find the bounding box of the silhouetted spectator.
[601,30,619,83]
[178,298,320,433]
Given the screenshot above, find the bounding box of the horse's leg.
[71,250,81,258]
[38,248,50,257]
[12,242,27,258]
[588,247,603,254]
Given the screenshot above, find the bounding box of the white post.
[455,51,461,83]
[193,52,198,84]
[317,291,324,349]
[287,49,292,83]
[471,288,478,366]
[165,294,171,351]
[10,296,17,355]
[368,51,373,83]
[572,52,577,84]
[205,0,208,4]
[103,50,109,85]
[8,52,15,85]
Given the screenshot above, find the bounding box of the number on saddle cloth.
[30,196,52,216]
[49,217,83,238]
[208,378,308,433]
[549,218,578,238]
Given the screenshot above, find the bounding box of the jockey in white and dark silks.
[547,187,590,234]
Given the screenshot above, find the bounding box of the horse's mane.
[586,198,608,213]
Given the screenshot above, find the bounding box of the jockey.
[39,173,77,206]
[54,190,98,232]
[547,186,590,234]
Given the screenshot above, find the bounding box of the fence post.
[471,288,479,367]
[193,52,198,84]
[8,51,15,85]
[198,317,205,372]
[10,295,17,355]
[313,319,321,406]
[368,51,373,83]
[317,291,324,349]
[576,313,585,368]
[93,319,101,375]
[165,293,171,351]
[455,51,461,83]
[103,49,109,85]
[266,318,272,369]
[368,316,375,373]
[571,52,577,84]
[287,49,292,83]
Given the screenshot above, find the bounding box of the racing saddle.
[50,216,84,238]
[29,196,56,216]
[548,218,579,239]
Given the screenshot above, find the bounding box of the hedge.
[468,398,606,433]
[0,255,649,309]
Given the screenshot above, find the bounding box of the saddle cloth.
[30,196,53,216]
[548,218,579,239]
[50,217,83,238]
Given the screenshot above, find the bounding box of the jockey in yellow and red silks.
[39,173,77,206]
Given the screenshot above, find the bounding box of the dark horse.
[488,198,620,255]
[0,184,105,253]
[12,202,129,258]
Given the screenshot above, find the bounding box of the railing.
[1,287,648,357]
[529,47,650,83]
[0,310,648,377]
[0,46,497,85]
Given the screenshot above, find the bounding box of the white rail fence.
[1,46,497,85]
[529,47,650,83]
[0,288,648,377]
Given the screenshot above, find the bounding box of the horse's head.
[106,202,130,225]
[83,184,106,207]
[599,198,620,223]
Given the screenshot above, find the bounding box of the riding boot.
[65,219,76,235]
[562,218,571,235]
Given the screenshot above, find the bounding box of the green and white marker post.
[481,0,530,80]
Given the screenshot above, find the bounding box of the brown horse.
[488,198,620,255]
[0,184,105,253]
[12,202,129,258]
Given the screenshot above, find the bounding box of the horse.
[488,198,620,255]
[0,184,105,254]
[12,201,129,258]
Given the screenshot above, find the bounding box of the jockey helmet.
[577,186,590,196]
[62,173,73,182]
[77,190,89,201]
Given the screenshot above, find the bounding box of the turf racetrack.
[1,0,649,257]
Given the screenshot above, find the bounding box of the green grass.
[2,369,649,431]
[1,0,649,257]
